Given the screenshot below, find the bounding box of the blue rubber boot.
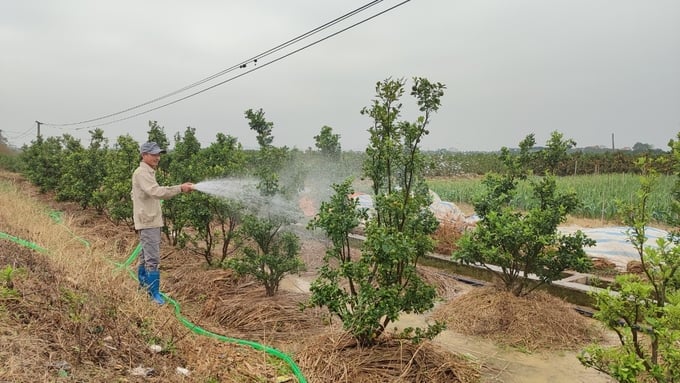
[146,270,165,305]
[137,264,148,290]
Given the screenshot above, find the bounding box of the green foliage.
[146,121,170,149]
[244,109,304,196]
[579,158,680,383]
[0,265,23,299]
[97,134,139,225]
[314,125,341,159]
[21,135,65,192]
[539,131,577,174]
[454,134,594,297]
[307,178,367,320]
[147,120,171,170]
[421,139,673,177]
[428,173,675,224]
[309,77,445,346]
[60,287,86,323]
[0,129,9,150]
[1,265,15,287]
[667,132,680,227]
[0,134,23,172]
[226,109,305,294]
[396,321,447,344]
[228,215,305,296]
[205,197,244,266]
[0,152,23,172]
[633,142,655,152]
[198,133,247,179]
[245,108,274,148]
[245,108,285,196]
[182,192,245,267]
[162,126,200,245]
[56,129,109,210]
[306,126,348,187]
[423,150,503,176]
[178,133,247,266]
[170,126,202,180]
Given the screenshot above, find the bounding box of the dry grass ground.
[0,175,288,382]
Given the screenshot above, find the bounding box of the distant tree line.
[423,141,673,177]
[1,124,675,179]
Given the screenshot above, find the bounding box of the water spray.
[192,178,303,223]
[193,178,259,197]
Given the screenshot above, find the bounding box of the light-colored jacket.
[131,161,181,230]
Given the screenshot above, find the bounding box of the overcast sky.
[2,0,679,152]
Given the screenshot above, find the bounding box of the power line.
[70,0,412,131]
[42,0,392,128]
[76,0,411,130]
[6,125,35,141]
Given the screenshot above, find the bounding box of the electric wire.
[5,126,35,141]
[1,129,23,134]
[71,0,412,131]
[41,0,388,128]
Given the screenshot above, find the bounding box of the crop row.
[427,173,675,224]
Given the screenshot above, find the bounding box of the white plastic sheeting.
[351,192,375,212]
[348,192,672,271]
[349,191,479,226]
[559,226,670,270]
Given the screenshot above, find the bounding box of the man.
[131,141,193,304]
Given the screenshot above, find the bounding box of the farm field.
[0,170,626,382]
[427,174,675,225]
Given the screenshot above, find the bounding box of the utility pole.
[611,133,615,150]
[35,120,42,139]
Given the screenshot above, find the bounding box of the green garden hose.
[0,224,307,383]
[122,244,307,382]
[0,232,48,254]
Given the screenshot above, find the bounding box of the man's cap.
[140,141,166,155]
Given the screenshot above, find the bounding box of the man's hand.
[180,183,194,193]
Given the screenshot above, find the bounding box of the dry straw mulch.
[0,239,168,381]
[0,238,284,382]
[201,288,326,338]
[297,331,480,383]
[432,286,603,352]
[432,220,467,255]
[0,178,284,382]
[417,265,471,300]
[165,256,328,344]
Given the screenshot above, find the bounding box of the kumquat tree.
[579,141,680,383]
[453,132,595,297]
[308,77,446,346]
